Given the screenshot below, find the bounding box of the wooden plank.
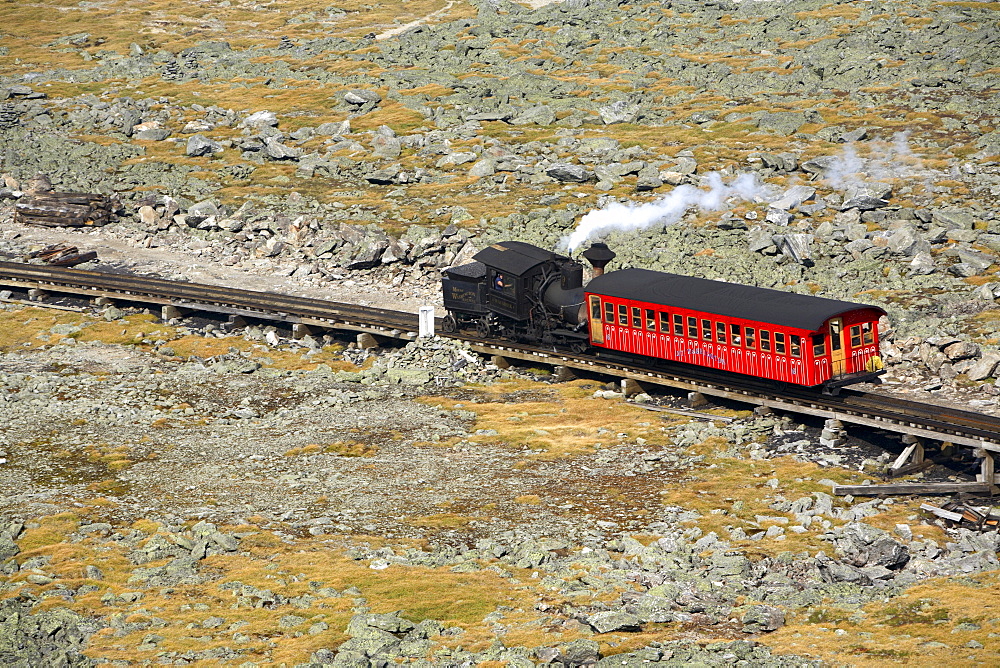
[890,443,917,471]
[980,453,996,484]
[834,482,993,496]
[887,459,935,478]
[920,503,965,522]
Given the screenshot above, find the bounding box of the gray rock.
[344,89,382,106]
[546,163,591,182]
[840,183,891,210]
[944,341,981,361]
[559,638,601,665]
[371,127,402,159]
[887,226,931,256]
[243,111,278,129]
[316,120,350,136]
[747,227,776,253]
[468,158,496,177]
[835,522,909,569]
[755,111,805,135]
[932,208,975,230]
[599,100,639,125]
[801,155,839,176]
[134,127,171,141]
[510,105,555,126]
[769,185,815,211]
[586,610,642,633]
[774,234,813,264]
[0,534,18,561]
[186,134,222,157]
[908,252,936,275]
[949,262,982,278]
[263,138,301,160]
[967,353,1000,381]
[741,605,785,632]
[956,248,995,273]
[819,560,871,585]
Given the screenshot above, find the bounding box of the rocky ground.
[2,0,1000,665]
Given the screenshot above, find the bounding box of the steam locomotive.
[442,240,885,390]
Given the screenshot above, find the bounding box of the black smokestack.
[581,242,616,277]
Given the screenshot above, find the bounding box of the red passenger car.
[584,268,886,389]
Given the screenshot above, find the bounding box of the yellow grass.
[420,378,691,458]
[763,570,1000,666]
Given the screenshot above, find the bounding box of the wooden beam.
[920,503,965,522]
[834,482,993,496]
[890,443,917,472]
[980,453,996,485]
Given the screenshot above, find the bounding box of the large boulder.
[769,185,815,211]
[833,522,909,569]
[242,110,278,129]
[344,89,382,106]
[371,126,402,159]
[510,104,555,126]
[967,353,1000,381]
[840,182,891,210]
[263,138,302,160]
[185,134,222,157]
[887,226,931,256]
[755,111,805,135]
[741,605,785,633]
[586,610,642,633]
[545,163,591,182]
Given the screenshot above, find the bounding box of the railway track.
[3,260,999,459]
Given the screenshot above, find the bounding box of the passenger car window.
[605,302,615,323]
[701,319,712,341]
[790,335,801,358]
[730,324,742,346]
[760,330,771,352]
[591,297,602,320]
[645,309,656,331]
[862,322,874,345]
[716,322,727,344]
[744,327,756,349]
[660,312,670,334]
[812,334,826,356]
[674,314,684,336]
[632,307,642,328]
[687,316,697,338]
[775,332,786,354]
[850,325,862,347]
[618,305,628,326]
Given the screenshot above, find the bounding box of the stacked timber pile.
[14,191,120,228]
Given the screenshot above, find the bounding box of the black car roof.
[473,241,566,276]
[587,268,885,332]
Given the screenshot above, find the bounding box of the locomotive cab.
[441,240,589,347]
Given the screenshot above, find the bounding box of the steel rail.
[0,260,419,335]
[2,260,999,451]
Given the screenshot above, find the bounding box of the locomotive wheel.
[569,340,589,354]
[475,318,491,338]
[442,314,458,333]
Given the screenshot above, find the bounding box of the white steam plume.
[560,172,773,252]
[822,131,929,189]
